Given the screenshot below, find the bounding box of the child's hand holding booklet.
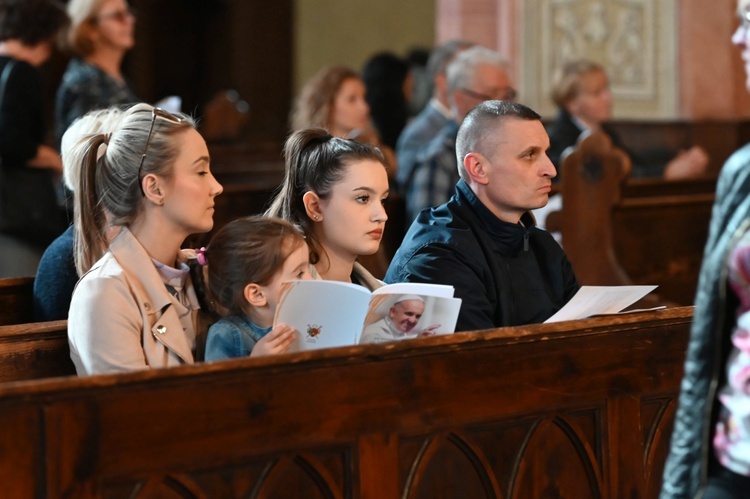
[274,281,463,351]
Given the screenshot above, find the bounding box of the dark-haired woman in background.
[361,52,411,150]
[0,0,68,276]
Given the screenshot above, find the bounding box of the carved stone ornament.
[521,0,678,118]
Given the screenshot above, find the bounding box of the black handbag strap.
[0,59,16,109]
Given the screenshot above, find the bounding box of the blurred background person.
[361,51,411,151]
[395,40,473,194]
[404,45,514,222]
[0,0,68,277]
[56,0,138,146]
[290,65,396,180]
[547,59,709,181]
[34,107,123,322]
[404,46,431,118]
[661,1,750,496]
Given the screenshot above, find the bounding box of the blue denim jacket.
[205,315,271,361]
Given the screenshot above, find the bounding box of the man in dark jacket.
[385,100,579,332]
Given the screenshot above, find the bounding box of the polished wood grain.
[0,320,74,382]
[0,277,34,325]
[0,307,691,498]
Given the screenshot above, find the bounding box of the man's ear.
[244,283,267,307]
[142,174,164,206]
[463,152,490,185]
[303,191,322,221]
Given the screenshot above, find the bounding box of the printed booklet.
[274,281,463,351]
[543,285,660,323]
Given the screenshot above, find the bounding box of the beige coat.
[68,227,201,375]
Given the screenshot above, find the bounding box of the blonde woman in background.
[56,0,138,145]
[34,106,123,322]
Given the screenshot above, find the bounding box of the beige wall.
[294,0,435,92]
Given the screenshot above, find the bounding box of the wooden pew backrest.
[0,320,74,382]
[560,130,633,285]
[558,131,714,305]
[0,307,692,498]
[0,277,34,325]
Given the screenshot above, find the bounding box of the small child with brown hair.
[200,216,311,360]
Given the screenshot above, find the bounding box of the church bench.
[0,276,35,326]
[605,119,750,175]
[613,183,714,305]
[0,320,74,382]
[0,307,691,498]
[557,131,714,305]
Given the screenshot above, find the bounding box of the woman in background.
[362,52,411,150]
[547,59,708,180]
[0,0,68,276]
[56,0,138,145]
[34,107,123,322]
[291,65,396,177]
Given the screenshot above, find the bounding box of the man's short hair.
[446,46,509,95]
[455,100,542,179]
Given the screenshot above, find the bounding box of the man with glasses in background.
[403,45,516,223]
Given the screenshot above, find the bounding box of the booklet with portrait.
[273,281,463,352]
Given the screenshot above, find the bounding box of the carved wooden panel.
[100,452,349,499]
[0,308,692,497]
[400,410,605,499]
[641,396,678,499]
[521,0,678,118]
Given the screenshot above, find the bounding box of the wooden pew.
[0,307,692,498]
[558,131,714,305]
[0,320,74,382]
[0,277,35,326]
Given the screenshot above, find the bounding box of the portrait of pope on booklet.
[274,281,462,350]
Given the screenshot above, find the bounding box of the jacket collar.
[455,179,534,253]
[108,227,200,312]
[108,227,200,363]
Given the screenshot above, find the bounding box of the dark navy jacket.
[385,180,579,332]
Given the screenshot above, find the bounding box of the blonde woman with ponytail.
[68,103,223,375]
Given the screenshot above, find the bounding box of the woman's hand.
[27,145,62,173]
[250,323,297,357]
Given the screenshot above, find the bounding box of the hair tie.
[195,247,208,266]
